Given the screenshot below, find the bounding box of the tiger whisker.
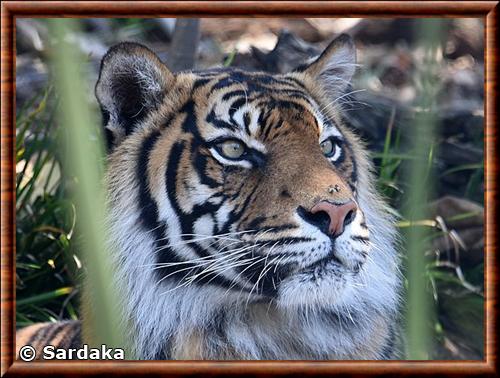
[241,239,284,305]
[183,244,262,280]
[147,229,259,244]
[150,233,252,254]
[184,254,263,287]
[318,89,367,114]
[244,244,283,308]
[160,251,264,296]
[154,253,245,288]
[143,244,249,268]
[146,240,263,269]
[145,248,249,270]
[155,240,266,289]
[221,245,272,299]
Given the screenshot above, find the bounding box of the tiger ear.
[299,34,356,95]
[95,42,174,150]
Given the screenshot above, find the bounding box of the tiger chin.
[17,34,402,360]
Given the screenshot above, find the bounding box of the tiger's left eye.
[320,138,335,157]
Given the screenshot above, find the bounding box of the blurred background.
[16,18,484,360]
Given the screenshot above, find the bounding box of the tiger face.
[97,35,396,315]
[183,72,369,307]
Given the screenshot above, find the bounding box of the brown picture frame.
[1,1,498,376]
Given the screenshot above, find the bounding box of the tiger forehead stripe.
[211,92,314,135]
[207,74,314,106]
[232,105,260,136]
[207,70,307,94]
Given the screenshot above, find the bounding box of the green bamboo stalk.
[47,19,127,355]
[405,19,445,360]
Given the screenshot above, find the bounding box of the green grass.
[375,135,484,359]
[374,116,484,358]
[16,87,81,328]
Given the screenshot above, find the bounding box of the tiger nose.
[310,200,358,237]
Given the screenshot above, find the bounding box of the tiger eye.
[320,139,335,156]
[220,140,245,159]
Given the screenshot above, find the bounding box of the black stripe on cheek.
[164,137,252,292]
[252,224,298,233]
[129,115,248,292]
[165,141,232,276]
[246,216,267,230]
[137,131,198,281]
[171,106,221,206]
[254,236,313,246]
[137,130,162,231]
[191,142,223,188]
[166,141,207,257]
[221,181,261,234]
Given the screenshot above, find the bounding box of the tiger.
[16,34,402,360]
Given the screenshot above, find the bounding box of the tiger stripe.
[16,321,81,360]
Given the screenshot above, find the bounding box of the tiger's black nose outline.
[298,200,357,237]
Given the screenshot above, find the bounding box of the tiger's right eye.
[218,140,245,160]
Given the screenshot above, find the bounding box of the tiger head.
[96,34,400,358]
